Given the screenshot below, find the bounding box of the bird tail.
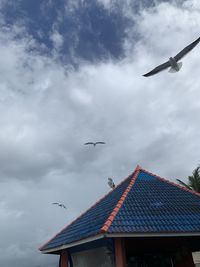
[168,62,182,73]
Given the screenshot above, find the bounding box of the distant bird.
[143,36,200,77]
[108,177,115,189]
[84,142,105,147]
[52,202,67,209]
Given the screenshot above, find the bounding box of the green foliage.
[176,179,192,190]
[176,166,200,193]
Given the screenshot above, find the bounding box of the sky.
[0,0,200,266]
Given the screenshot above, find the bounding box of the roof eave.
[41,231,200,254]
[40,233,106,254]
[106,232,200,238]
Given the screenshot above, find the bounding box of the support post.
[115,238,126,267]
[60,249,69,267]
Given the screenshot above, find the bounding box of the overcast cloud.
[0,0,200,266]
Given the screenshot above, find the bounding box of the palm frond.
[176,179,192,190]
[187,166,200,192]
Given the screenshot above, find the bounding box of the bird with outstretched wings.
[84,141,106,147]
[143,36,200,77]
[52,202,67,209]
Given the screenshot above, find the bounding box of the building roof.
[40,165,200,253]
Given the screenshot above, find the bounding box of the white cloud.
[50,29,64,50]
[97,0,113,8]
[64,0,82,12]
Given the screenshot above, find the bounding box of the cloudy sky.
[0,0,200,266]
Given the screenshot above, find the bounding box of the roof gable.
[40,166,200,252]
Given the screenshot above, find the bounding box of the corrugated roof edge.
[140,167,200,197]
[39,164,140,251]
[100,165,141,233]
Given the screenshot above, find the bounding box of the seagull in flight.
[52,202,67,209]
[84,142,105,147]
[108,178,115,189]
[143,36,200,77]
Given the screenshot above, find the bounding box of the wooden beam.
[60,250,69,267]
[115,238,126,267]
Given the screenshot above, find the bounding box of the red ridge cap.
[39,165,140,251]
[140,167,200,197]
[100,166,141,233]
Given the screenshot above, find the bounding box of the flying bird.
[52,202,67,209]
[143,36,200,77]
[108,177,115,189]
[84,142,105,147]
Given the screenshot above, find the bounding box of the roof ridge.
[100,165,141,233]
[140,167,200,198]
[39,167,138,251]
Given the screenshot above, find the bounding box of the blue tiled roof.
[40,166,200,252]
[109,170,200,233]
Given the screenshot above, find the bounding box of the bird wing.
[143,61,170,77]
[84,142,94,145]
[174,36,200,61]
[52,202,59,205]
[96,142,105,145]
